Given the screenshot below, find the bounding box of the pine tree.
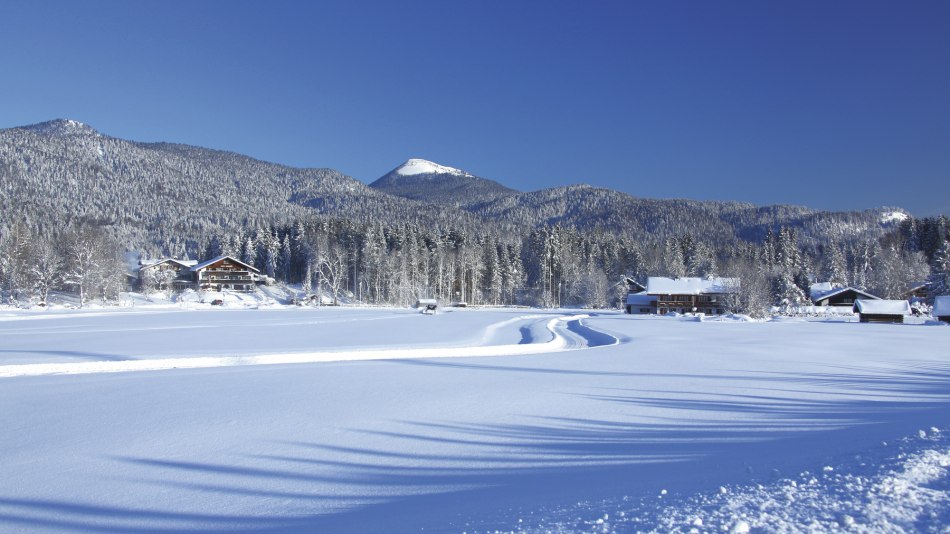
[202,234,223,261]
[928,239,950,299]
[277,234,292,282]
[822,243,848,286]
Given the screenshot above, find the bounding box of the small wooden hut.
[854,299,911,324]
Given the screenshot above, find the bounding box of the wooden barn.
[854,299,911,324]
[191,255,260,292]
[933,296,950,323]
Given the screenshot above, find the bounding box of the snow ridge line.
[0,314,618,378]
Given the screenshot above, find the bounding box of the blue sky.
[2,1,948,215]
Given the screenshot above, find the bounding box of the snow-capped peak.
[395,159,473,178]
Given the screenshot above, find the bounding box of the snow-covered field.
[1,305,948,533]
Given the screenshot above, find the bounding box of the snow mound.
[395,158,473,177]
[881,211,909,224]
[508,428,950,533]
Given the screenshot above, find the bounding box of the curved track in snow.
[0,313,622,378]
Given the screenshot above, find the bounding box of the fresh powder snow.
[0,305,948,532]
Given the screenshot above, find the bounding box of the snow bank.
[512,428,950,533]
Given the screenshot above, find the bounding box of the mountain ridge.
[0,119,907,257]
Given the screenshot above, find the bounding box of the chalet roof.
[812,286,880,303]
[623,277,646,291]
[809,282,840,301]
[190,255,260,273]
[646,277,737,295]
[933,296,950,317]
[139,258,197,270]
[855,299,911,315]
[905,281,930,295]
[626,292,657,306]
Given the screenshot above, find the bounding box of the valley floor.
[0,306,948,532]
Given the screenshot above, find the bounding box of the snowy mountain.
[391,158,474,178]
[370,158,518,207]
[0,119,909,256]
[0,120,485,255]
[20,118,100,138]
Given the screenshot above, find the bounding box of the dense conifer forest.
[2,119,948,312]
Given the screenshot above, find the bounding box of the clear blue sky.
[2,1,948,216]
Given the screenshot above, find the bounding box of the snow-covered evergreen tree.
[927,239,950,299]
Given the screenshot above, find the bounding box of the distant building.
[854,299,911,324]
[933,296,950,323]
[810,283,880,307]
[644,277,737,315]
[138,258,198,292]
[904,282,930,301]
[191,255,260,292]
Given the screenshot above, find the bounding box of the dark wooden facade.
[654,294,725,315]
[193,256,259,292]
[858,313,904,324]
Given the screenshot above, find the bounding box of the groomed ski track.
[0,313,621,378]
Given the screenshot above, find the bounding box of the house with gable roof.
[809,282,880,307]
[645,276,738,315]
[138,258,198,291]
[191,255,260,292]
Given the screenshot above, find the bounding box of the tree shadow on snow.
[2,365,950,533]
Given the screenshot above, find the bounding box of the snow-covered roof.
[395,159,473,178]
[809,282,841,301]
[855,299,911,315]
[190,255,260,273]
[646,277,738,295]
[812,286,880,303]
[139,258,197,270]
[933,296,950,317]
[626,292,657,306]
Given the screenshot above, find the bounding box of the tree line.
[2,214,948,314]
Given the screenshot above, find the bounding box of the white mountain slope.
[370,158,519,207]
[393,158,474,178]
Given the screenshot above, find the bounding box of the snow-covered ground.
[0,306,948,532]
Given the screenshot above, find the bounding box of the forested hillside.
[0,120,486,258]
[2,119,946,312]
